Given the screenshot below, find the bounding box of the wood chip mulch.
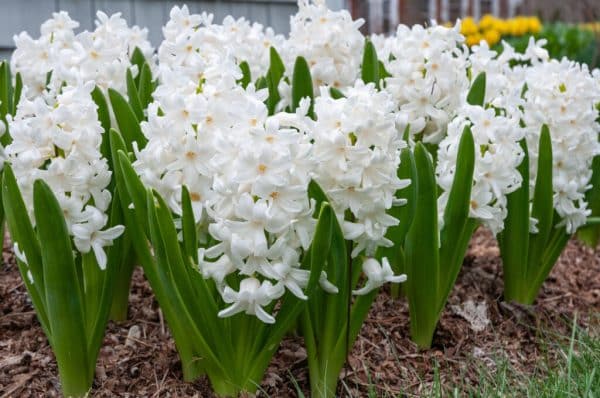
[1,229,599,397]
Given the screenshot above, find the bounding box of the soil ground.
[1,229,599,397]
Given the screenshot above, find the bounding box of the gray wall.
[0,0,347,62]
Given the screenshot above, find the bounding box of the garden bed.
[1,229,598,397]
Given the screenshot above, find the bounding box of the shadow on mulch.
[1,229,599,397]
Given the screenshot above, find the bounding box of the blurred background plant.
[458,14,542,46]
[455,14,600,69]
[502,22,599,68]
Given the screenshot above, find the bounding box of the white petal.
[254,304,276,324]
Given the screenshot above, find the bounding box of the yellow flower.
[528,17,542,33]
[479,14,496,30]
[466,33,483,46]
[461,17,479,36]
[483,29,501,46]
[495,20,510,35]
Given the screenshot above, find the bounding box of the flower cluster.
[456,37,600,234]
[521,58,600,233]
[159,5,283,86]
[135,49,322,324]
[11,11,154,96]
[6,83,123,269]
[283,0,365,90]
[376,23,470,144]
[307,81,409,256]
[129,2,413,324]
[437,103,524,234]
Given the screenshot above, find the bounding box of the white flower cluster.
[439,37,600,235]
[308,81,409,256]
[11,10,154,96]
[132,2,410,322]
[521,58,600,233]
[135,48,323,324]
[7,83,123,269]
[437,103,524,234]
[468,38,548,110]
[377,23,470,144]
[283,0,365,89]
[158,5,284,86]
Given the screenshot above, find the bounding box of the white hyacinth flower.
[218,278,285,324]
[353,258,407,296]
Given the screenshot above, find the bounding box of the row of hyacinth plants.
[0,1,599,397]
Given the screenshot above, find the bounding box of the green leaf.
[91,87,112,166]
[577,153,600,247]
[238,61,252,89]
[109,132,208,382]
[404,143,440,349]
[146,189,225,381]
[361,39,380,88]
[255,76,267,90]
[108,88,147,152]
[526,222,570,303]
[126,68,144,121]
[12,72,22,115]
[378,60,391,79]
[116,148,149,233]
[266,48,285,114]
[438,126,476,308]
[317,200,348,364]
[527,125,554,277]
[130,47,147,87]
[33,179,91,395]
[308,179,329,216]
[500,139,530,303]
[181,186,199,266]
[329,87,345,99]
[0,62,13,121]
[91,87,111,135]
[137,63,154,109]
[467,72,486,106]
[2,165,49,334]
[291,56,314,118]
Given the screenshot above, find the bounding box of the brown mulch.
[1,229,599,397]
